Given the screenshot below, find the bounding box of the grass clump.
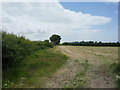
[110,60,120,88]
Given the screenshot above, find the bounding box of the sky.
[1,1,118,42]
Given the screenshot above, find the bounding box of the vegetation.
[63,41,120,47]
[64,60,89,88]
[2,31,54,69]
[60,46,118,88]
[3,48,68,88]
[2,31,68,88]
[50,34,61,45]
[110,60,120,88]
[2,31,119,88]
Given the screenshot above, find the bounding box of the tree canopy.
[50,34,61,45]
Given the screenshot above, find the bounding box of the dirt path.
[42,46,117,88]
[42,46,83,88]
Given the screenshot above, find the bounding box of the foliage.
[2,31,68,88]
[63,41,120,47]
[50,34,61,45]
[3,48,68,88]
[2,31,55,69]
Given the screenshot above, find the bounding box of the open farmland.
[43,46,118,88]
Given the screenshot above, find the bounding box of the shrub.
[2,31,54,69]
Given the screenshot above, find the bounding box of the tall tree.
[50,34,61,45]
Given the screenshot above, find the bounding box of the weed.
[64,60,89,88]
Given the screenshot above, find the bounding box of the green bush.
[2,31,55,87]
[2,31,54,69]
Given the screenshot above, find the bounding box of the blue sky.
[60,2,118,42]
[2,2,118,42]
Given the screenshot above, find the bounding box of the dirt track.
[43,46,117,88]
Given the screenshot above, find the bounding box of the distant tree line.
[63,41,120,47]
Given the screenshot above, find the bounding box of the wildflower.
[79,78,84,80]
[66,85,69,87]
[20,83,22,85]
[116,75,120,79]
[4,84,7,86]
[73,82,76,85]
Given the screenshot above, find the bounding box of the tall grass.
[2,31,61,88]
[3,48,68,88]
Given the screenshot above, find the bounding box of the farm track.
[42,46,117,88]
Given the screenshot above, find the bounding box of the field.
[3,46,118,88]
[43,46,118,88]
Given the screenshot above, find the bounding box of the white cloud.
[2,2,111,42]
[1,0,119,2]
[96,0,119,2]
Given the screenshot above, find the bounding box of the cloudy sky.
[1,1,118,42]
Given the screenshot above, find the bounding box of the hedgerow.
[2,31,54,69]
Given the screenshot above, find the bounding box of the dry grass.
[57,46,118,88]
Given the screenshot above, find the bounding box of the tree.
[44,40,49,43]
[99,41,102,43]
[50,34,61,45]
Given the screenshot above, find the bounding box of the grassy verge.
[110,60,120,88]
[3,47,68,88]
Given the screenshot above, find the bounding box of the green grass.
[110,61,120,88]
[3,47,68,88]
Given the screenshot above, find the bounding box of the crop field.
[43,46,118,88]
